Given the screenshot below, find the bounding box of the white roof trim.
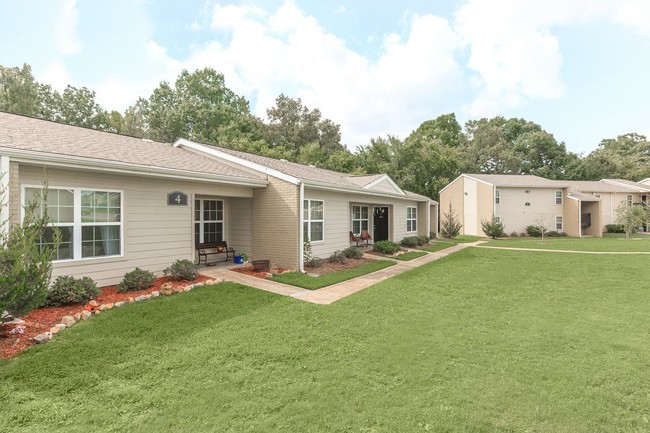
[438,174,466,194]
[463,174,495,187]
[600,179,650,192]
[174,138,299,185]
[1,147,268,187]
[363,174,406,195]
[304,180,428,202]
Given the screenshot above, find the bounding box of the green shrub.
[399,236,419,248]
[546,230,567,237]
[605,224,625,233]
[481,217,505,239]
[417,235,430,245]
[373,240,401,254]
[305,257,324,268]
[118,268,156,292]
[328,250,347,264]
[509,231,519,237]
[342,246,363,259]
[526,225,543,237]
[0,185,58,316]
[45,276,100,307]
[164,259,199,281]
[440,204,462,238]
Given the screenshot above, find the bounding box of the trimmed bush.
[546,230,567,237]
[526,225,544,237]
[328,250,347,264]
[399,236,419,248]
[509,231,519,237]
[441,204,462,238]
[605,224,625,233]
[342,246,363,259]
[417,235,430,245]
[45,276,100,307]
[373,240,401,254]
[305,257,324,268]
[118,268,156,292]
[481,217,505,239]
[164,259,199,281]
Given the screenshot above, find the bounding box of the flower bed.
[0,275,213,359]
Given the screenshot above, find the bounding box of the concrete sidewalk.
[200,241,482,305]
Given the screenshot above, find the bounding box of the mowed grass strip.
[482,232,650,252]
[272,260,395,289]
[393,251,427,261]
[1,248,650,432]
[419,241,456,252]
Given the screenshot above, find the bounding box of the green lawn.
[420,241,456,252]
[2,248,650,432]
[393,251,428,261]
[482,232,650,252]
[445,234,483,243]
[271,260,395,289]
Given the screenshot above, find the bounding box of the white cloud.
[56,0,82,55]
[40,59,71,92]
[334,5,348,14]
[184,1,462,146]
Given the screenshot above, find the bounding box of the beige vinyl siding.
[229,198,252,258]
[495,187,563,234]
[252,176,300,269]
[368,178,402,195]
[463,178,478,235]
[305,187,424,258]
[563,197,581,237]
[476,181,494,235]
[439,176,464,234]
[19,165,255,287]
[417,201,429,237]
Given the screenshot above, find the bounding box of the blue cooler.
[234,255,244,264]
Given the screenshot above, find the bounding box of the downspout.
[299,181,304,273]
[578,200,582,238]
[426,200,431,238]
[0,155,10,239]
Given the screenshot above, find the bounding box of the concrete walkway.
[200,241,483,305]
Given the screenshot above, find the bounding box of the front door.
[373,206,389,241]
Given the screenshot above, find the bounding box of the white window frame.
[351,205,369,236]
[22,185,124,262]
[555,190,563,205]
[495,216,501,224]
[406,206,417,233]
[495,189,500,205]
[304,199,324,243]
[626,195,633,206]
[194,199,224,244]
[555,216,563,230]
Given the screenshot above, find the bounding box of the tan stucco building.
[0,112,437,286]
[440,174,650,237]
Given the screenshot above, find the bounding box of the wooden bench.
[196,241,235,265]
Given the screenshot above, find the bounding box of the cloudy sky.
[1,0,649,154]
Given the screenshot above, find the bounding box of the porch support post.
[299,181,304,273]
[0,155,9,238]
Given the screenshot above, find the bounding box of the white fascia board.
[600,179,650,192]
[174,138,299,185]
[2,147,268,187]
[304,180,428,202]
[438,174,466,195]
[462,174,495,187]
[363,174,406,195]
[567,195,580,202]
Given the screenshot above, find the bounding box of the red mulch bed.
[0,275,211,359]
[231,266,290,279]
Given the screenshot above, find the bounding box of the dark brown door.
[373,207,389,241]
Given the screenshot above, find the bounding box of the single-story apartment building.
[440,173,650,237]
[0,112,438,286]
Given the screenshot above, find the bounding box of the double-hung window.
[555,216,563,230]
[303,199,324,242]
[25,186,123,261]
[495,189,501,205]
[555,190,563,205]
[406,206,417,232]
[194,199,224,244]
[351,205,369,235]
[626,195,633,206]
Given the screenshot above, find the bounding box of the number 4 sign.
[167,191,188,206]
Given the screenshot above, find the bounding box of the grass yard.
[483,232,650,252]
[393,251,428,261]
[2,248,650,432]
[419,241,456,252]
[446,234,483,243]
[272,260,395,289]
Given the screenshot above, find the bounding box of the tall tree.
[265,94,344,154]
[0,64,45,117]
[570,133,650,180]
[140,68,264,146]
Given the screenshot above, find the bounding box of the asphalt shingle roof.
[0,112,265,181]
